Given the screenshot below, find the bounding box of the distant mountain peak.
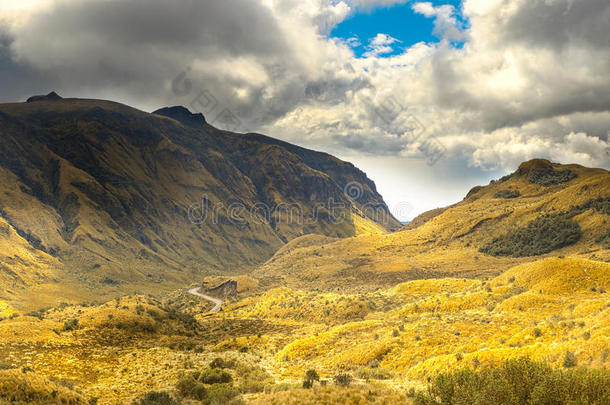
[26,91,63,103]
[153,106,206,127]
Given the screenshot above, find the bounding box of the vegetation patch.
[0,369,90,404]
[175,358,275,404]
[481,197,609,257]
[493,189,521,199]
[596,230,610,248]
[480,213,581,257]
[133,391,181,405]
[527,167,577,186]
[414,357,610,405]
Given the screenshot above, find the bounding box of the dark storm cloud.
[1,0,373,128]
[0,25,57,102]
[500,0,610,50]
[1,0,295,115]
[27,0,285,55]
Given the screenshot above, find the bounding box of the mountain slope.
[0,95,398,307]
[253,159,610,291]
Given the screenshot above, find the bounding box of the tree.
[303,369,320,388]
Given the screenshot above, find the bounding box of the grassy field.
[0,257,608,404]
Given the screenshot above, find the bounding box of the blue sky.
[331,1,464,57]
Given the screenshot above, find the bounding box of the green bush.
[236,363,274,393]
[209,357,236,369]
[133,391,181,405]
[204,383,240,405]
[414,357,610,405]
[199,368,232,384]
[176,376,199,399]
[563,351,578,368]
[481,197,609,257]
[63,318,80,331]
[494,189,521,199]
[480,213,581,257]
[527,167,576,186]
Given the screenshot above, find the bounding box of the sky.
[1,0,609,221]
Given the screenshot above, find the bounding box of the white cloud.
[412,2,466,42]
[362,33,401,57]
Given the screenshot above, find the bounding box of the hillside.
[254,159,610,291]
[0,94,398,309]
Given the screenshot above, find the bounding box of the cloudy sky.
[1,0,609,220]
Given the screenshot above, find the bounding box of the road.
[187,287,224,313]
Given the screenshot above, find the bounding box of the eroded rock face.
[207,280,237,297]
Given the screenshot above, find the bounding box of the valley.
[0,97,608,404]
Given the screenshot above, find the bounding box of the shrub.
[563,351,578,368]
[63,318,80,331]
[334,373,353,387]
[204,383,240,405]
[237,364,274,393]
[26,308,48,320]
[176,376,199,398]
[480,213,581,257]
[199,368,232,384]
[527,167,576,186]
[494,189,521,199]
[133,391,181,405]
[414,357,610,405]
[190,383,208,401]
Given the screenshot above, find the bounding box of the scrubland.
[0,257,608,404]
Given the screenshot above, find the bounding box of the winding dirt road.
[188,287,224,313]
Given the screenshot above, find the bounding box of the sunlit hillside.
[254,160,610,291]
[0,97,398,311]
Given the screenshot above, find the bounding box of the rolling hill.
[253,159,610,291]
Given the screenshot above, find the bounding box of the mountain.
[0,94,399,308]
[253,159,609,291]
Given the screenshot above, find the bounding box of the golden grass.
[0,256,608,404]
[0,369,89,405]
[247,384,413,405]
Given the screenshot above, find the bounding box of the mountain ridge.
[0,95,398,308]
